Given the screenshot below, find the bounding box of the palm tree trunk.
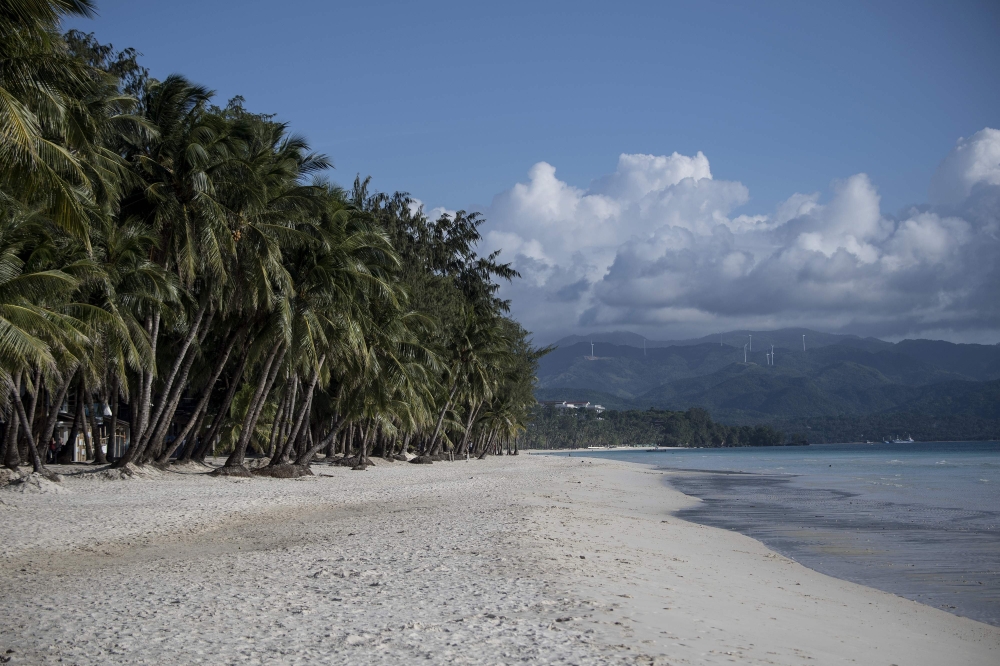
[280,380,296,448]
[12,373,45,474]
[266,388,290,460]
[175,408,207,461]
[273,356,324,467]
[281,388,314,463]
[143,308,216,463]
[143,322,215,463]
[297,413,343,467]
[106,374,120,459]
[82,405,95,461]
[57,384,84,464]
[343,423,354,456]
[270,374,298,463]
[137,311,160,438]
[217,340,283,473]
[323,421,337,458]
[427,383,459,456]
[457,401,481,457]
[3,386,20,469]
[25,368,41,442]
[39,367,76,463]
[477,429,497,459]
[119,301,208,467]
[357,421,374,467]
[85,377,108,465]
[156,328,240,464]
[191,347,250,462]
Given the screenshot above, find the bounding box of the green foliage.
[522,407,787,449]
[537,341,1000,423]
[0,11,546,472]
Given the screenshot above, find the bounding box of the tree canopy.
[0,3,547,477]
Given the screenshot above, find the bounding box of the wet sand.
[667,469,1000,626]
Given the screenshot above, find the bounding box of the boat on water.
[882,435,915,444]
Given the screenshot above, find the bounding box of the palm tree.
[0,1,101,240]
[0,10,549,480]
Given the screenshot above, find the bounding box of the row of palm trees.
[0,1,545,479]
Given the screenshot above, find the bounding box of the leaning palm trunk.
[57,385,84,464]
[12,373,46,474]
[358,421,375,467]
[427,383,458,455]
[81,402,95,462]
[265,389,289,459]
[155,329,238,463]
[457,401,482,458]
[136,312,161,438]
[270,356,324,468]
[117,302,208,467]
[296,414,342,467]
[142,327,211,463]
[2,387,19,469]
[189,347,250,462]
[143,310,217,463]
[477,428,498,459]
[269,374,299,465]
[106,374,120,460]
[84,378,108,464]
[215,340,284,474]
[25,368,41,444]
[37,368,75,464]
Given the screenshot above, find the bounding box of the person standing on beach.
[47,438,57,464]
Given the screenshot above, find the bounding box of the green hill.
[534,329,1000,438]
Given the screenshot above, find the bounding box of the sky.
[66,1,1000,344]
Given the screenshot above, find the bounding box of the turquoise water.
[543,442,1000,625]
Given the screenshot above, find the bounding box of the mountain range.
[534,329,1000,431]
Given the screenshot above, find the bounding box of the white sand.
[1,455,996,664]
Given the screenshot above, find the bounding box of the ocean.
[543,441,1000,626]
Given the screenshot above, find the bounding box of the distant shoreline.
[524,438,999,452]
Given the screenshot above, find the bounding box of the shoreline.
[2,455,997,664]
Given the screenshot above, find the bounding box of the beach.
[1,455,997,665]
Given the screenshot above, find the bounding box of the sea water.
[545,442,1000,626]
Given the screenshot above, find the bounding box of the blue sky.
[66,1,1000,342]
[67,0,999,215]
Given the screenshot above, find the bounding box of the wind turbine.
[749,334,752,352]
[743,343,748,363]
[802,334,806,352]
[766,352,770,366]
[771,344,775,365]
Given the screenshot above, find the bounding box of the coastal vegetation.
[536,336,1000,442]
[522,406,789,449]
[0,1,545,480]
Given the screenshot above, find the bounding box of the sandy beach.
[1,455,997,665]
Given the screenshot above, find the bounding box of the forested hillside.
[537,335,1000,416]
[536,332,1000,443]
[522,407,789,449]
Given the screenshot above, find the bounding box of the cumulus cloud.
[479,129,1000,342]
[930,128,1000,205]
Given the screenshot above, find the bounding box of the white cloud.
[478,129,1000,342]
[930,128,1000,205]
